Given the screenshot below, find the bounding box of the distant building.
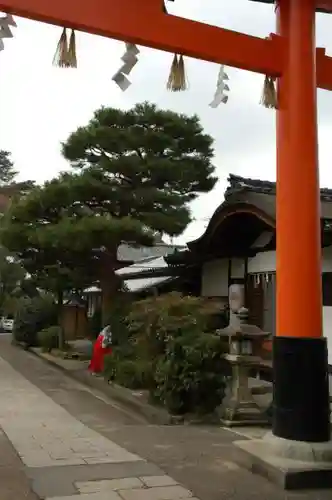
[83,241,186,317]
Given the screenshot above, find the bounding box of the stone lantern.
[218,285,271,427]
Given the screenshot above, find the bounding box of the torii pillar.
[237,0,332,487]
[274,0,330,445]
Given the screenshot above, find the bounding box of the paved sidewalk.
[0,426,38,500]
[0,357,141,468]
[0,355,194,500]
[0,337,332,500]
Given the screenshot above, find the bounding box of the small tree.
[0,151,17,186]
[0,247,25,315]
[0,150,34,193]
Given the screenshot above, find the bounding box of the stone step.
[249,378,272,396]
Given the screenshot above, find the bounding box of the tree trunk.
[100,271,118,326]
[57,289,65,349]
[99,251,119,327]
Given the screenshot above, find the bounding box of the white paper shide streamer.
[0,13,16,52]
[209,65,230,108]
[112,43,140,91]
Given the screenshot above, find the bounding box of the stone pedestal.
[218,302,270,427]
[220,354,269,426]
[234,432,332,489]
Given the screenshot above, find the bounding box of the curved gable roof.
[189,174,332,252]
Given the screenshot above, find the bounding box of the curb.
[29,347,173,425]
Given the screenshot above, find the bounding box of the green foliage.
[1,103,216,323]
[37,326,61,353]
[153,332,227,415]
[128,292,224,358]
[62,102,217,237]
[103,353,151,390]
[103,352,117,381]
[0,247,25,315]
[106,293,228,415]
[13,296,58,347]
[0,150,17,186]
[0,150,34,192]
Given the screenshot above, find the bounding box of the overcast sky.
[0,0,332,243]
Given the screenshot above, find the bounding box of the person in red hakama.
[88,325,112,375]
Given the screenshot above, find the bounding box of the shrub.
[127,292,224,359]
[153,332,228,415]
[103,352,117,382]
[115,359,150,389]
[13,296,58,347]
[103,351,152,390]
[38,326,61,353]
[109,293,229,413]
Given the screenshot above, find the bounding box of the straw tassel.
[53,28,69,67]
[167,54,188,92]
[177,55,187,90]
[53,28,77,68]
[67,29,77,68]
[260,75,278,109]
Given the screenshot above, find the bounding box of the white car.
[2,318,13,332]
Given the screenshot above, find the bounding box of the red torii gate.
[0,0,331,452]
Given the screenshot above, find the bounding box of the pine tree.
[2,102,217,323]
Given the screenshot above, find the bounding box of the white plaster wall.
[248,250,276,273]
[202,248,332,284]
[323,308,332,365]
[231,258,245,279]
[201,249,332,364]
[322,246,332,272]
[201,259,229,297]
[248,246,332,274]
[322,248,332,365]
[247,247,332,364]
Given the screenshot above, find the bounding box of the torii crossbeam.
[1,0,332,483]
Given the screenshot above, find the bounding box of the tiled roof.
[117,243,185,262]
[225,174,332,202]
[116,256,168,276]
[83,255,178,294]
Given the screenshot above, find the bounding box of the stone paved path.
[0,357,141,468]
[0,355,197,500]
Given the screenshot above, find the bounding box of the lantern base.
[220,402,269,427]
[220,357,269,427]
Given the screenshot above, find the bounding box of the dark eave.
[188,174,332,254]
[225,174,332,202]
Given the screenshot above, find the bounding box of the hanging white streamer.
[112,43,140,91]
[209,65,230,108]
[0,14,16,52]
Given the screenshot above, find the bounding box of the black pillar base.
[273,336,330,442]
